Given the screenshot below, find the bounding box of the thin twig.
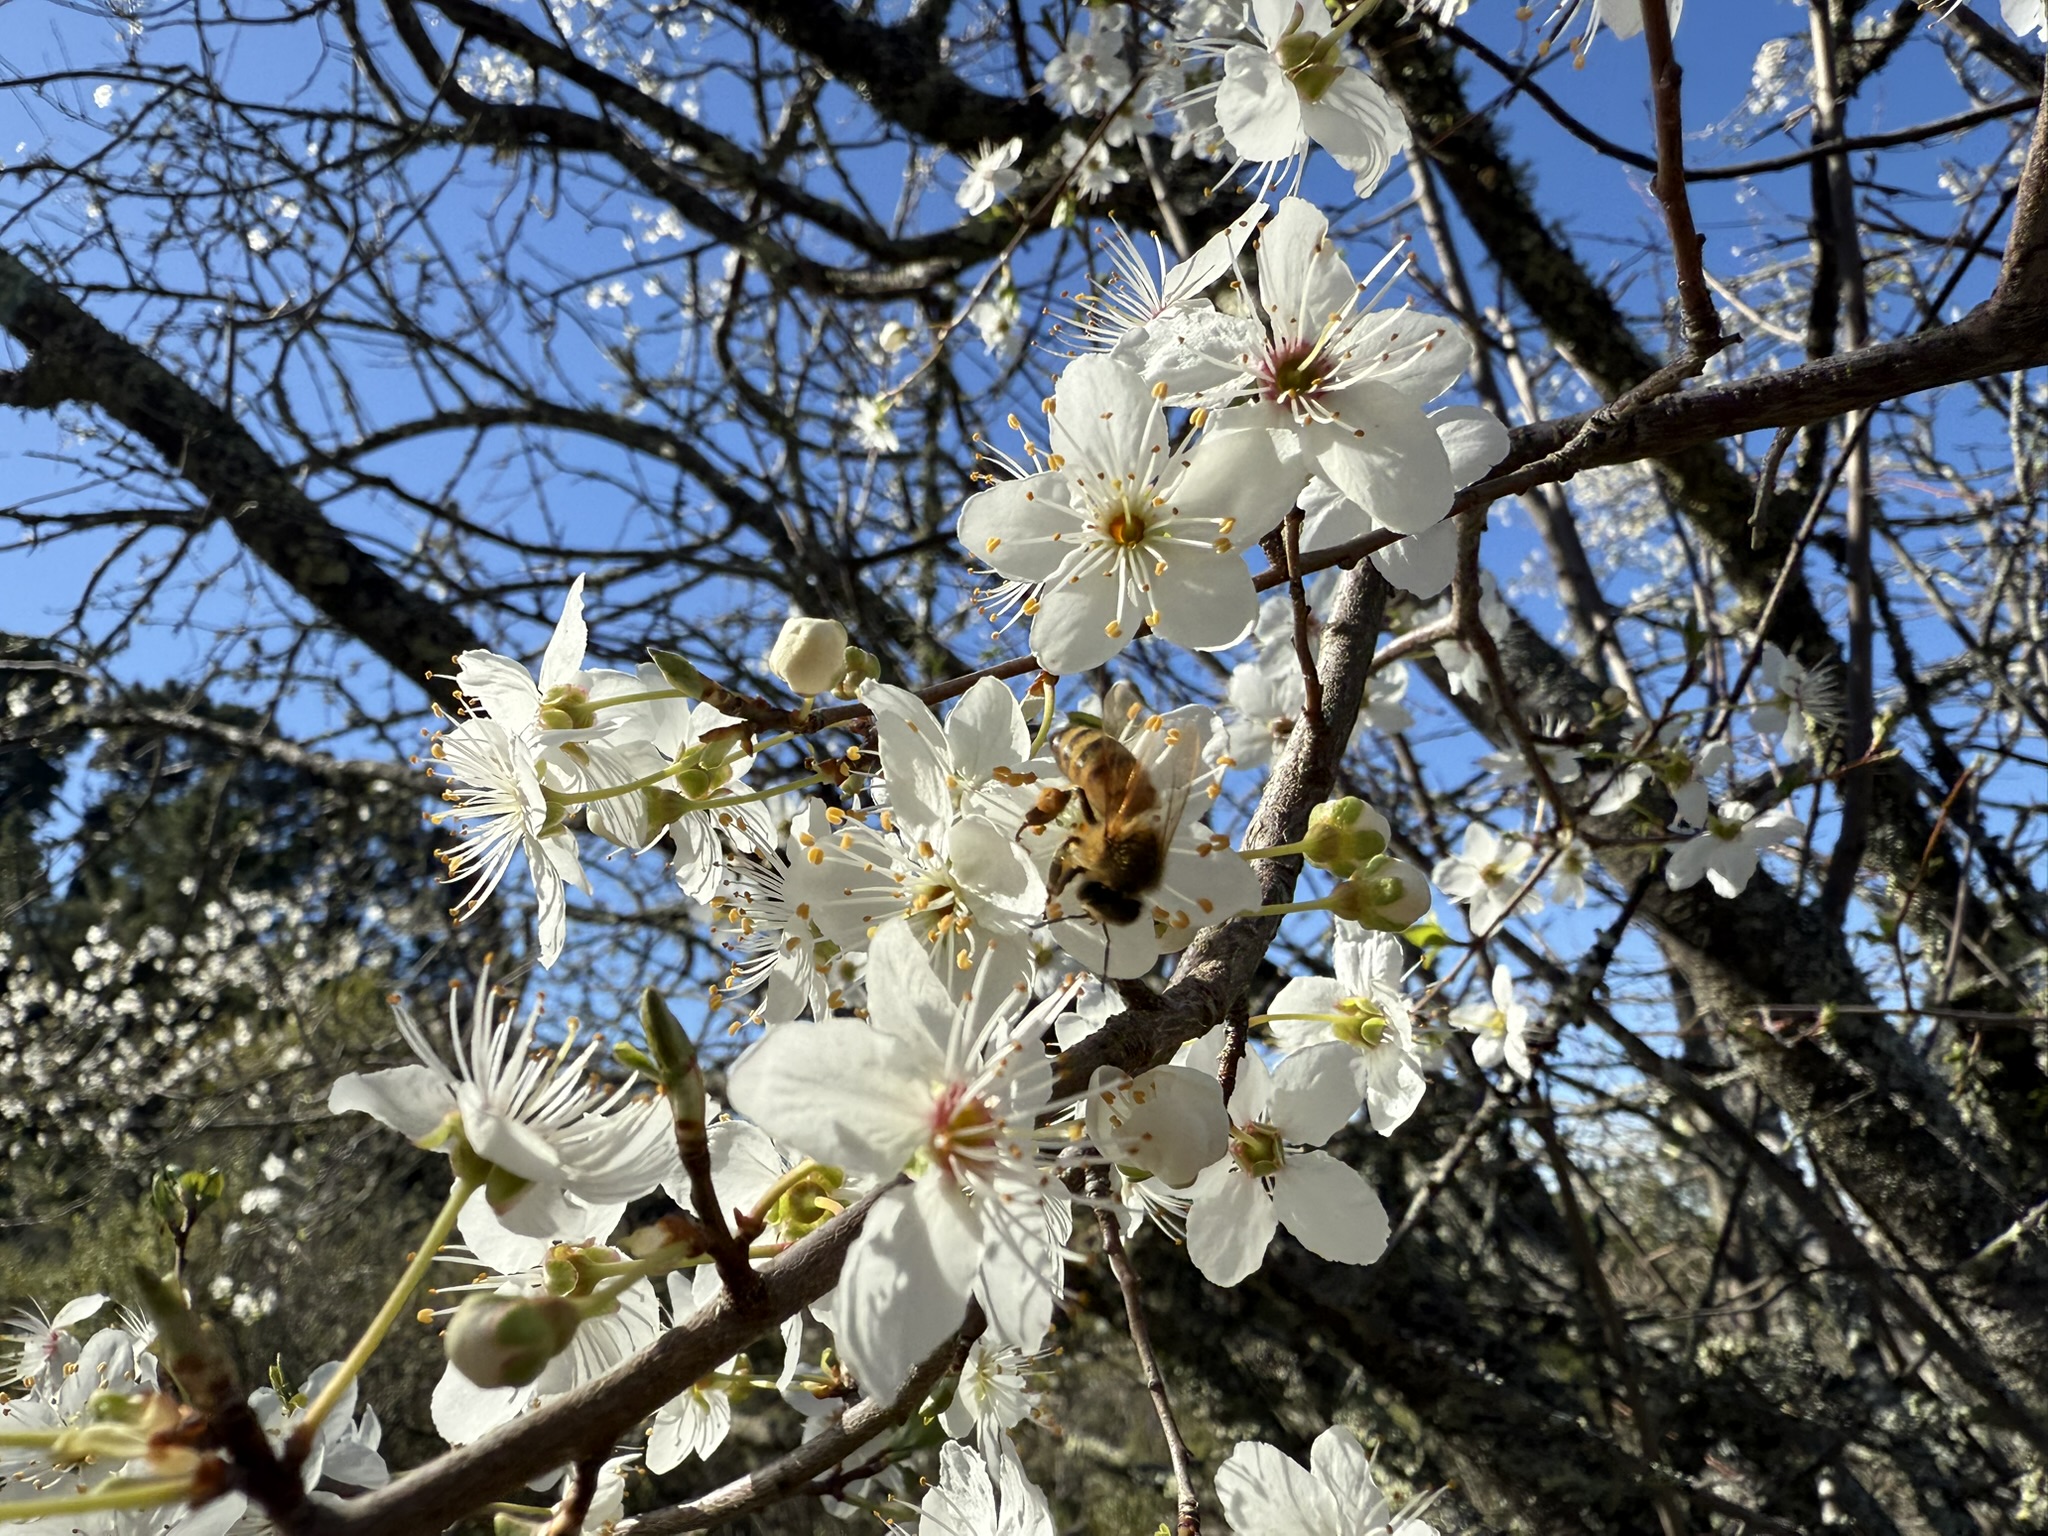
[1095,1191,1202,1536]
[611,1312,981,1536]
[1638,0,1724,359]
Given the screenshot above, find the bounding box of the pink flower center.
[1259,340,1332,406]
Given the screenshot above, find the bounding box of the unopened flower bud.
[648,648,708,698]
[877,320,914,354]
[444,1293,582,1389]
[1330,856,1433,933]
[831,646,882,699]
[1301,797,1389,877]
[640,987,706,1125]
[768,616,850,697]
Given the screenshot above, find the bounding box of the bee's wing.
[1117,710,1200,842]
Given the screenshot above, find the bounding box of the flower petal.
[1269,1042,1364,1147]
[836,1181,978,1399]
[1271,1149,1389,1267]
[725,1018,937,1178]
[1215,1439,1345,1536]
[1216,47,1305,165]
[959,474,1076,583]
[329,1066,454,1143]
[1185,1164,1277,1287]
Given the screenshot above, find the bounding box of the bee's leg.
[1046,839,1080,898]
[1024,785,1072,829]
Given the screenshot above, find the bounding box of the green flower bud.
[767,1163,847,1239]
[648,649,708,698]
[641,987,707,1126]
[1301,797,1389,877]
[1330,855,1433,932]
[150,1165,225,1233]
[831,647,882,699]
[444,1293,582,1389]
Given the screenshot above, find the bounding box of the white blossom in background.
[970,278,1024,357]
[1057,200,1265,360]
[1173,0,1408,193]
[1748,642,1839,758]
[646,1268,735,1472]
[1478,727,1583,791]
[916,1440,1055,1536]
[1185,1043,1390,1288]
[328,971,676,1240]
[1665,801,1806,898]
[956,138,1023,215]
[1432,823,1542,935]
[958,352,1285,674]
[1058,131,1131,201]
[1546,836,1595,908]
[725,922,1075,1398]
[1453,964,1534,1080]
[1587,759,1652,816]
[851,393,899,453]
[1217,1425,1442,1536]
[1223,584,1413,768]
[2006,0,2047,41]
[938,1337,1042,1456]
[1654,734,1730,831]
[1042,8,1131,115]
[1265,927,1428,1136]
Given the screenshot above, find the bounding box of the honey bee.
[1027,699,1197,927]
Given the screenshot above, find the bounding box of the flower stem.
[585,686,697,712]
[0,1476,198,1521]
[1238,839,1311,861]
[1245,896,1338,918]
[558,768,825,810]
[689,773,828,811]
[286,1176,477,1459]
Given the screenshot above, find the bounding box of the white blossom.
[1665,800,1806,898]
[1042,11,1130,115]
[725,922,1075,1397]
[1265,927,1427,1136]
[1452,964,1533,1080]
[329,969,676,1237]
[1217,1425,1441,1536]
[1431,823,1542,936]
[916,1440,1054,1536]
[1184,1044,1389,1288]
[959,352,1286,674]
[956,138,1023,215]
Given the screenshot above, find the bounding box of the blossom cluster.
[9,1,1952,1532]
